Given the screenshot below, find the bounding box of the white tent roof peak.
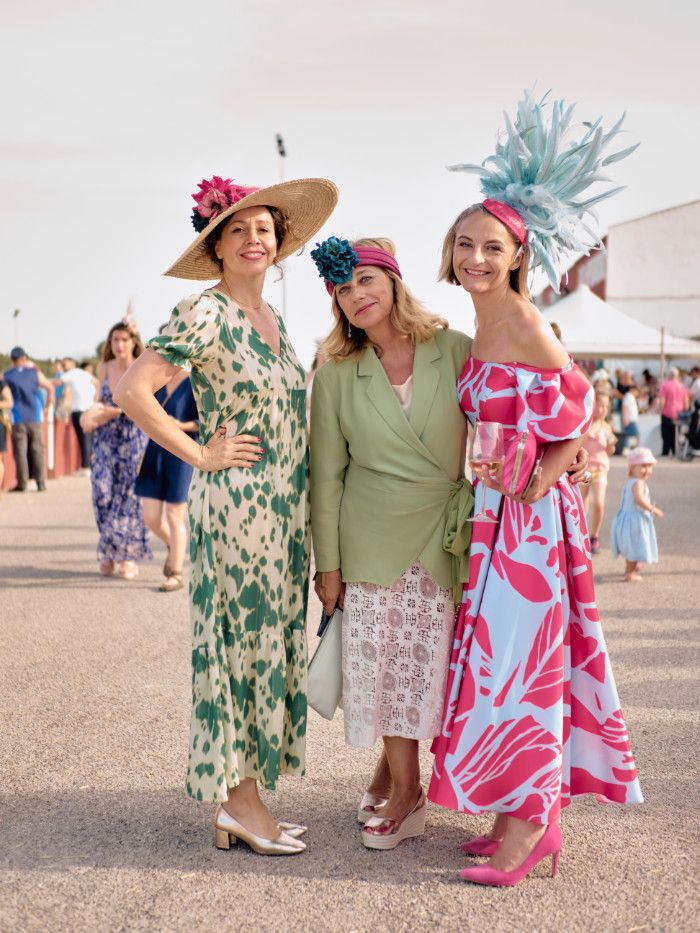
[541,286,700,359]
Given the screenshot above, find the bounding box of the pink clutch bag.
[502,426,538,499]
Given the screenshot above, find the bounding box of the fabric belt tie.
[442,477,474,605]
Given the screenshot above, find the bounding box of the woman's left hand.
[567,447,590,485]
[476,440,588,503]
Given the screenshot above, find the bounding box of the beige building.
[606,200,700,340]
[538,200,700,341]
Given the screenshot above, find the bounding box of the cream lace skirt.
[341,561,455,747]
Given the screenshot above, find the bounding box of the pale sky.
[2,0,699,366]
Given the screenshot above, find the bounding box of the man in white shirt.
[621,383,641,452]
[61,358,97,471]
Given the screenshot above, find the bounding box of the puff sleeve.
[515,361,594,442]
[147,293,220,371]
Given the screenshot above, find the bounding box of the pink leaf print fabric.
[428,358,642,824]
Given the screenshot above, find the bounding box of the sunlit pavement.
[1,462,698,932]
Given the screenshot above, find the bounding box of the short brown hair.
[438,204,530,298]
[204,205,290,273]
[321,238,448,362]
[102,322,144,362]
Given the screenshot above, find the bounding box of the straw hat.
[165,177,339,280]
[628,447,657,466]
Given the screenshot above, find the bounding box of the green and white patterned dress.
[149,289,309,802]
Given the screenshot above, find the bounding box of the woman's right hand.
[315,570,345,616]
[198,427,264,472]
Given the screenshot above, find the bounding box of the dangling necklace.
[220,274,268,316]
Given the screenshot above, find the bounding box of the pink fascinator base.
[482,199,527,247]
[325,246,402,295]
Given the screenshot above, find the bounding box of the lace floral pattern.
[342,562,455,747]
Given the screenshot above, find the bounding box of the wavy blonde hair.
[321,238,448,362]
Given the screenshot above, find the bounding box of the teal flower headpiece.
[311,237,403,295]
[310,237,359,287]
[449,89,639,291]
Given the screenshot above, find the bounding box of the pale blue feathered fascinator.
[449,89,639,291]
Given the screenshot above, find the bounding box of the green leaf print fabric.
[149,290,309,802]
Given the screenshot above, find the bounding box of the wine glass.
[468,421,504,523]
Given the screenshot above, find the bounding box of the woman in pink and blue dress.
[428,91,643,886]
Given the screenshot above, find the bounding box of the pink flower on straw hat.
[190,175,260,232]
[195,186,231,220]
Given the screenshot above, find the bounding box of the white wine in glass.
[468,420,504,522]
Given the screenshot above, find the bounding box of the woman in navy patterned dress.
[91,321,151,579]
[135,370,199,591]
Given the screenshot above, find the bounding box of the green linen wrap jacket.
[310,328,474,603]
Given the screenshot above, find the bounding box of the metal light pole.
[276,134,287,318]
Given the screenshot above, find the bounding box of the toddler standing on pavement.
[611,447,663,582]
[582,392,617,553]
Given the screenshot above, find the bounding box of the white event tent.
[541,286,700,360]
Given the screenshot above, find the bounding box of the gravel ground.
[1,459,698,932]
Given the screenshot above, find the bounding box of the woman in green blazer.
[310,237,474,851]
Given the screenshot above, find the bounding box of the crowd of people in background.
[2,338,699,594]
[582,362,700,458]
[1,322,199,591]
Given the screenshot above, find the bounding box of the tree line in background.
[1,343,104,376]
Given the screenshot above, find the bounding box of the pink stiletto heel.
[460,834,501,857]
[459,823,562,887]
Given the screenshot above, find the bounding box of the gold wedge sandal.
[361,792,426,850]
[357,792,389,824]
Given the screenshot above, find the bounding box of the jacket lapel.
[359,347,418,450]
[409,336,441,440]
[357,343,443,470]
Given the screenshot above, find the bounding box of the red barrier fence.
[1,411,81,489]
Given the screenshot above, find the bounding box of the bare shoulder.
[509,301,569,369]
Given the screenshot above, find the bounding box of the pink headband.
[482,198,527,247]
[325,246,402,295]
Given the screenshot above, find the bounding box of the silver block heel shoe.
[278,821,308,838]
[214,806,306,855]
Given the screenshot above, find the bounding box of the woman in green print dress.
[115,175,338,855]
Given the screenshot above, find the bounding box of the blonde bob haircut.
[438,204,531,299]
[321,238,448,362]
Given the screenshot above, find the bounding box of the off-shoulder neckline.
[468,355,575,375]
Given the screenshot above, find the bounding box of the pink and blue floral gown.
[428,357,642,825]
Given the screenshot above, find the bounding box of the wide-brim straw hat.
[164,178,338,280]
